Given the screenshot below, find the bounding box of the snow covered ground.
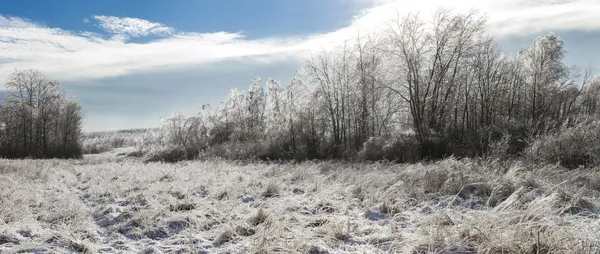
[1,152,599,253]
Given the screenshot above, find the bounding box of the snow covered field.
[1,153,600,253]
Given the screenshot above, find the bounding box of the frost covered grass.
[1,155,600,253]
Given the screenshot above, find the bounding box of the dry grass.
[0,155,599,253]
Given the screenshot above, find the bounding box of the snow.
[0,157,599,253]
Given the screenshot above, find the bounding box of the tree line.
[0,69,83,159]
[146,9,599,162]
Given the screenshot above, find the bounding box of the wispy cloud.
[345,0,600,36]
[92,15,174,38]
[0,0,599,85]
[486,0,600,36]
[0,15,300,83]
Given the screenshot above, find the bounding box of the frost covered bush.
[82,130,146,154]
[527,119,600,169]
[144,146,187,163]
[82,141,112,154]
[358,132,420,163]
[201,141,270,161]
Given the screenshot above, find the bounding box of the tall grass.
[0,157,599,253]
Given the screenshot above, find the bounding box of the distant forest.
[145,10,599,163]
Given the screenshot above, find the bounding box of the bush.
[504,122,529,155]
[358,132,420,163]
[527,119,600,169]
[419,137,449,161]
[82,143,111,154]
[441,120,531,159]
[198,136,323,162]
[126,150,145,158]
[201,141,270,161]
[144,146,187,163]
[82,130,145,154]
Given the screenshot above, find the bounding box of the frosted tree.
[304,45,356,156]
[582,76,600,115]
[520,32,572,130]
[0,69,83,158]
[244,77,266,136]
[159,112,198,147]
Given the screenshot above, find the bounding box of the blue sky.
[1,0,600,131]
[2,0,367,40]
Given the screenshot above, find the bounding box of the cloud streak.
[0,0,599,85]
[92,15,174,38]
[348,0,600,37]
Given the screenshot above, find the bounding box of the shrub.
[443,121,529,159]
[126,150,145,158]
[527,119,600,169]
[82,142,111,154]
[419,137,449,161]
[357,132,421,163]
[486,134,512,159]
[201,141,269,161]
[182,145,202,160]
[81,130,145,154]
[144,146,187,163]
[504,122,530,155]
[199,139,301,161]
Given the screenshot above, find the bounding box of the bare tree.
[0,69,83,158]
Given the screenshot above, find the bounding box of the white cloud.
[0,0,599,85]
[335,0,600,37]
[92,15,174,38]
[486,0,600,36]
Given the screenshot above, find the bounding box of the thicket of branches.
[0,69,83,159]
[147,10,599,162]
[82,129,149,154]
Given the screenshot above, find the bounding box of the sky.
[1,0,600,132]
